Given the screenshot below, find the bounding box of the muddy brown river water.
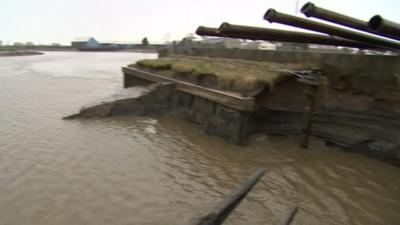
[0,52,399,225]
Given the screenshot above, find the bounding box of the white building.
[71,37,99,48]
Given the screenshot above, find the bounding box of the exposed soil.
[130,56,313,96]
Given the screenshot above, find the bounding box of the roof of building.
[72,37,96,42]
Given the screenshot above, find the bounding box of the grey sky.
[1,0,400,45]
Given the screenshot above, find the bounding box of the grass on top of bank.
[130,56,312,96]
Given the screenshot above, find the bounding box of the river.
[0,51,399,225]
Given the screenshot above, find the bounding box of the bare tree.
[142,37,149,46]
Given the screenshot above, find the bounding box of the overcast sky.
[1,0,399,45]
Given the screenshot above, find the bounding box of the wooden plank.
[122,66,171,83]
[122,66,255,111]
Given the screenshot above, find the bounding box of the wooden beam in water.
[280,206,298,225]
[190,168,266,225]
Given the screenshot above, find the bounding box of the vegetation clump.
[134,59,172,70]
[132,56,311,96]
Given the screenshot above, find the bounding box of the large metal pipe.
[264,9,400,51]
[218,23,381,49]
[196,24,382,50]
[195,26,221,37]
[369,15,400,41]
[301,3,368,32]
[301,2,400,41]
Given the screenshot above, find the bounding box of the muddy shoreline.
[0,47,160,53]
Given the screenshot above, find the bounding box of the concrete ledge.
[122,66,255,111]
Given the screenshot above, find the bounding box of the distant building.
[71,37,99,49]
[71,37,139,50]
[199,37,244,48]
[198,37,276,50]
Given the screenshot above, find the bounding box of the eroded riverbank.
[109,53,400,166]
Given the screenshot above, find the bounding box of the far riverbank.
[0,50,44,57]
[0,46,161,54]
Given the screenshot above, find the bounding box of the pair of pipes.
[196,2,400,51]
[301,3,400,42]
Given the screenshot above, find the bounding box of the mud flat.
[67,49,400,166]
[0,50,44,57]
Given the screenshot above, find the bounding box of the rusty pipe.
[264,9,400,51]
[196,24,382,49]
[218,23,381,49]
[369,15,400,41]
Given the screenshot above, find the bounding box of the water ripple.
[0,52,399,225]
